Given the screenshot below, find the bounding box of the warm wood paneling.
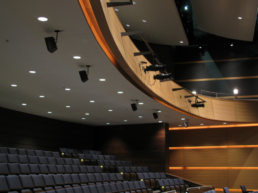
[167,125,258,189]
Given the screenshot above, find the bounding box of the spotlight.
[79,70,88,82]
[152,112,158,120]
[191,102,205,108]
[144,64,166,73]
[45,30,62,53]
[172,88,184,91]
[153,73,173,81]
[184,121,189,127]
[131,103,137,111]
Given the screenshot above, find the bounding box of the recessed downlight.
[138,115,143,119]
[21,103,27,106]
[115,8,119,12]
[29,70,36,74]
[157,110,162,113]
[124,120,128,122]
[47,111,52,114]
[158,121,163,123]
[99,78,106,82]
[65,88,71,91]
[138,102,144,105]
[85,112,90,116]
[81,117,86,120]
[179,40,184,44]
[39,95,45,98]
[181,117,186,121]
[73,56,81,60]
[178,125,182,127]
[142,19,147,23]
[132,1,136,5]
[37,16,48,22]
[66,105,71,108]
[117,91,124,94]
[200,123,204,126]
[126,24,130,28]
[223,122,227,125]
[237,16,243,20]
[10,84,18,87]
[233,88,239,95]
[106,122,110,125]
[230,43,234,47]
[89,100,95,103]
[108,109,113,112]
[184,5,189,11]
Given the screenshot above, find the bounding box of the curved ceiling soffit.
[78,0,258,123]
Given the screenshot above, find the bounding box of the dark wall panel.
[0,107,94,150]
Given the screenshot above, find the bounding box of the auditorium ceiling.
[0,0,256,126]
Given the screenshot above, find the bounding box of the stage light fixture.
[78,65,91,83]
[45,30,62,53]
[191,102,205,108]
[144,64,166,73]
[153,73,173,81]
[172,88,184,91]
[107,0,133,7]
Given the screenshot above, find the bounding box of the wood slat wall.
[167,125,258,189]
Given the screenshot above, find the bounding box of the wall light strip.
[169,145,258,150]
[169,166,258,170]
[169,123,258,131]
[215,189,258,192]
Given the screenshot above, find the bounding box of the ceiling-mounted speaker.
[79,70,88,82]
[153,112,158,120]
[131,103,137,111]
[45,37,57,53]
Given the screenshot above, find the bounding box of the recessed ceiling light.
[223,122,227,125]
[117,91,124,94]
[237,16,243,20]
[132,1,136,5]
[65,88,71,91]
[124,120,128,122]
[73,56,81,60]
[10,84,18,87]
[138,102,144,105]
[126,24,130,28]
[89,100,95,103]
[21,103,27,106]
[115,8,119,12]
[230,43,234,47]
[138,115,143,118]
[178,125,182,127]
[199,46,202,49]
[106,122,110,125]
[184,5,189,11]
[39,95,45,98]
[192,90,197,95]
[142,19,147,23]
[108,109,113,112]
[81,117,86,120]
[66,105,71,108]
[181,117,186,121]
[47,111,52,114]
[233,88,239,95]
[85,112,90,116]
[29,70,36,74]
[99,78,106,82]
[158,121,163,123]
[200,123,204,126]
[157,110,162,113]
[179,41,184,44]
[37,16,48,22]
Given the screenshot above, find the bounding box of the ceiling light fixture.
[184,5,189,11]
[66,105,71,108]
[73,56,81,60]
[39,95,45,98]
[47,111,52,114]
[200,123,204,126]
[65,88,71,91]
[192,90,197,95]
[117,91,124,94]
[126,24,130,28]
[230,43,234,47]
[29,70,36,74]
[108,109,113,112]
[37,16,48,22]
[85,112,90,116]
[138,115,143,119]
[181,117,186,121]
[158,121,163,123]
[237,16,243,20]
[21,103,27,106]
[10,84,18,87]
[81,117,86,120]
[106,122,110,125]
[138,102,144,105]
[115,8,119,12]
[89,100,95,103]
[233,88,239,95]
[142,19,147,23]
[99,78,106,82]
[124,120,128,122]
[179,41,184,44]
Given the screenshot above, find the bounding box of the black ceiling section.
[130,5,258,98]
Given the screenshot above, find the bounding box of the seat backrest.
[240,185,247,193]
[39,164,49,174]
[71,174,80,184]
[53,174,65,185]
[31,174,46,187]
[19,164,30,174]
[42,174,55,186]
[78,173,88,184]
[73,186,83,193]
[71,165,80,173]
[0,153,8,163]
[48,164,57,174]
[38,156,48,164]
[7,175,22,190]
[0,175,9,192]
[8,148,18,154]
[224,187,230,193]
[0,163,9,175]
[19,174,34,188]
[8,163,20,174]
[18,155,29,164]
[35,150,44,157]
[63,174,73,184]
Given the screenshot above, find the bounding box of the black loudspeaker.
[184,121,189,127]
[45,37,57,53]
[79,70,88,82]
[131,103,137,111]
[153,112,158,119]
